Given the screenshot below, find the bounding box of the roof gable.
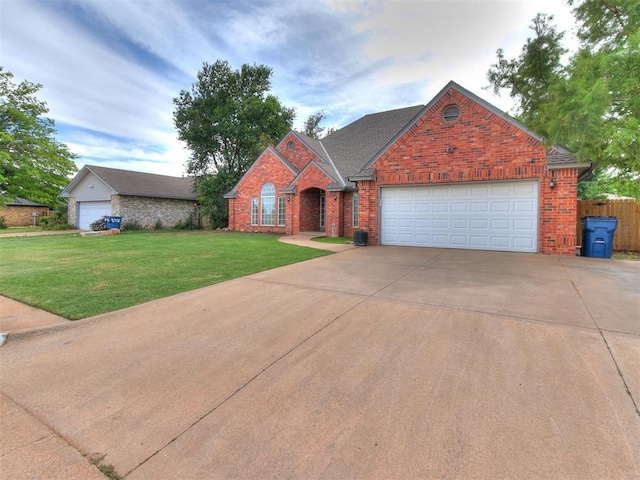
[224,146,297,198]
[282,160,340,193]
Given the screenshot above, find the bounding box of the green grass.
[0,231,329,319]
[312,236,353,244]
[0,226,43,235]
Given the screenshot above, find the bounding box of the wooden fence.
[577,199,640,252]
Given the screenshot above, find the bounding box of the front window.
[261,183,275,226]
[251,198,258,225]
[353,192,359,228]
[278,197,286,226]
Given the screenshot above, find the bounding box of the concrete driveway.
[1,247,639,479]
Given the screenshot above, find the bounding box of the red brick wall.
[361,88,578,255]
[300,189,322,231]
[228,149,295,233]
[540,168,579,254]
[342,191,356,238]
[294,163,335,235]
[277,133,319,171]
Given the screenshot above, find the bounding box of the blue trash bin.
[105,216,122,229]
[581,216,618,258]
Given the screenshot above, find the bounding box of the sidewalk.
[278,233,357,253]
[0,296,68,337]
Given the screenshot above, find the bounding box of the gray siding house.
[60,165,199,229]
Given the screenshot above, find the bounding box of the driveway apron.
[1,247,639,479]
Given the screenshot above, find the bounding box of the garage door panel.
[78,201,111,230]
[471,202,489,212]
[432,234,448,245]
[491,202,510,212]
[451,235,468,246]
[432,203,449,213]
[514,183,536,195]
[490,237,511,248]
[380,181,538,252]
[514,237,535,249]
[514,201,535,212]
[451,219,467,229]
[514,219,535,230]
[491,185,511,195]
[470,236,489,247]
[451,202,468,213]
[432,219,448,229]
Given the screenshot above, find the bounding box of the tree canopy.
[487,0,640,197]
[0,67,77,207]
[301,111,326,139]
[173,61,295,226]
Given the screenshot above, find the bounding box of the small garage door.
[380,181,539,252]
[78,201,111,229]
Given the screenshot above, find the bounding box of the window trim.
[352,192,359,228]
[250,197,258,226]
[319,193,325,229]
[260,183,276,226]
[277,196,286,226]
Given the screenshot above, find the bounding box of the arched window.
[261,183,275,226]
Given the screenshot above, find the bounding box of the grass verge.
[0,231,329,319]
[0,226,44,235]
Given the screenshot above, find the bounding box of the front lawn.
[0,226,43,235]
[0,231,329,319]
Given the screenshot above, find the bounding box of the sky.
[1,0,579,177]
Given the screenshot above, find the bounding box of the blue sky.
[1,0,577,176]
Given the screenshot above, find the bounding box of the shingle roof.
[322,105,424,177]
[88,165,198,200]
[62,165,198,200]
[7,197,50,207]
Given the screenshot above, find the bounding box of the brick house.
[60,165,199,229]
[225,81,592,255]
[0,197,51,227]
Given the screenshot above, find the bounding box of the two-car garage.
[380,180,539,253]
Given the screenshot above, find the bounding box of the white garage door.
[380,181,539,252]
[78,201,111,229]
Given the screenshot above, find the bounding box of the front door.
[319,193,325,229]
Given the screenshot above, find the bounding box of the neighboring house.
[60,165,198,229]
[0,197,51,227]
[225,81,592,255]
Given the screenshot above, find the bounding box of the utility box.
[581,216,618,258]
[354,230,368,246]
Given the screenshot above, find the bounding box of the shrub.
[0,216,7,229]
[40,211,71,230]
[174,214,199,230]
[154,219,163,230]
[122,219,143,231]
[51,223,76,230]
[90,216,108,231]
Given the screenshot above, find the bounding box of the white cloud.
[1,0,581,178]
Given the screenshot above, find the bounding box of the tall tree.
[487,13,567,136]
[0,67,77,207]
[487,1,640,193]
[173,61,295,226]
[301,111,326,139]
